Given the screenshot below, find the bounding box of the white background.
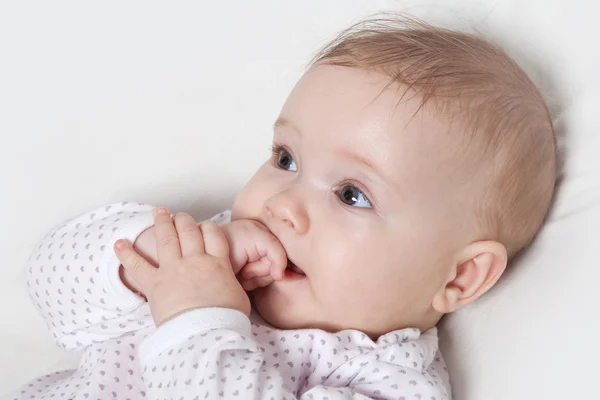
[1,1,598,399]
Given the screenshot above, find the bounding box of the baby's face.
[232,65,472,337]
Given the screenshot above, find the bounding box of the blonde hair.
[312,16,557,258]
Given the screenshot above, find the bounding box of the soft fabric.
[2,1,598,400]
[11,202,449,399]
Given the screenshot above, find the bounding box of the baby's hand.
[221,220,287,291]
[114,209,251,327]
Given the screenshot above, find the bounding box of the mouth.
[283,258,307,280]
[287,259,305,274]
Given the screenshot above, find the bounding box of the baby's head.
[231,18,556,338]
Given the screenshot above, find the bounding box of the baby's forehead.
[281,65,463,163]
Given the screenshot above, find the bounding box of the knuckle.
[122,251,140,269]
[178,222,200,234]
[202,221,219,232]
[130,258,144,272]
[157,234,178,248]
[120,251,132,264]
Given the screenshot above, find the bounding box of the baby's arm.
[26,202,281,351]
[26,201,158,351]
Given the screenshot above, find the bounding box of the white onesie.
[12,201,451,400]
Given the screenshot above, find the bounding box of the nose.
[263,191,309,235]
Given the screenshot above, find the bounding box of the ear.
[431,241,507,314]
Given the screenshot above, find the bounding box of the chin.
[251,286,348,334]
[251,286,311,330]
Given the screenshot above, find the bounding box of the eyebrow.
[274,117,385,179]
[335,148,384,180]
[273,117,297,132]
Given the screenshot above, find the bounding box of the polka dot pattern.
[11,204,450,399]
[23,202,155,351]
[137,318,450,399]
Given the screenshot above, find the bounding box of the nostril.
[264,197,308,234]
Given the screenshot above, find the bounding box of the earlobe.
[431,285,461,314]
[432,241,508,314]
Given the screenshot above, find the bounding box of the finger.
[173,213,205,257]
[239,260,270,280]
[241,275,274,292]
[200,221,229,259]
[244,226,287,280]
[221,226,249,275]
[261,235,287,281]
[153,208,181,263]
[114,239,157,292]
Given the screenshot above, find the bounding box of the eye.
[337,184,372,209]
[272,145,297,172]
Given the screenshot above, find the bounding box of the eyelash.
[269,142,375,209]
[270,143,287,165]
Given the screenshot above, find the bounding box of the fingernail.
[154,208,168,216]
[115,240,125,249]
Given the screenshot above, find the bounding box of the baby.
[12,17,556,400]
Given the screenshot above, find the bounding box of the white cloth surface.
[2,1,599,399]
[10,202,449,400]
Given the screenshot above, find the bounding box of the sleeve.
[25,201,158,351]
[137,308,444,399]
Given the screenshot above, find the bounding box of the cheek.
[231,187,256,220]
[232,164,273,220]
[312,222,428,309]
[313,221,391,294]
